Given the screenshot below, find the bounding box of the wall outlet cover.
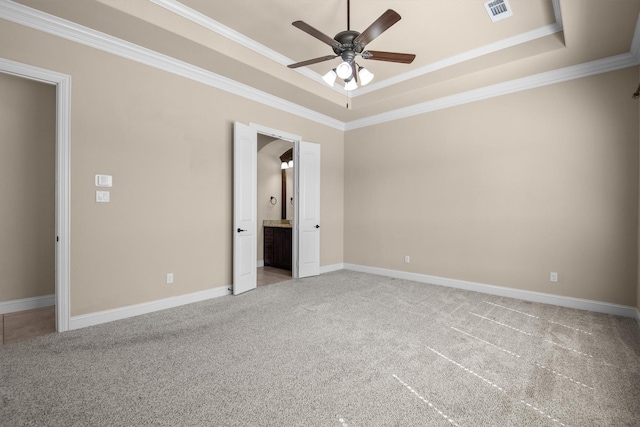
[96,191,110,202]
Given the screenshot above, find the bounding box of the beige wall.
[0,20,344,316]
[346,67,639,306]
[0,72,56,302]
[2,16,637,316]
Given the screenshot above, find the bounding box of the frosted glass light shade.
[344,79,358,91]
[358,67,374,85]
[281,161,288,169]
[288,160,293,168]
[336,61,353,79]
[322,69,337,86]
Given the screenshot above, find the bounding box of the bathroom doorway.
[256,135,293,286]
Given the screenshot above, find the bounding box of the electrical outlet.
[550,272,558,282]
[166,273,174,284]
[404,256,410,263]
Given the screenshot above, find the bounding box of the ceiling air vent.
[484,0,513,22]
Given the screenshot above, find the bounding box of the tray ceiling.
[5,0,640,125]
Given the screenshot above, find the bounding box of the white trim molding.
[354,21,563,98]
[0,295,55,315]
[344,264,638,319]
[69,285,231,330]
[69,264,345,330]
[151,0,564,100]
[0,57,72,333]
[320,263,345,274]
[345,51,640,130]
[2,0,639,133]
[0,0,345,131]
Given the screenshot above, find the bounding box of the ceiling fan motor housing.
[333,30,364,58]
[288,7,415,71]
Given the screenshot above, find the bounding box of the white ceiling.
[6,0,640,126]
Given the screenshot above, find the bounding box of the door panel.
[233,122,257,295]
[297,141,320,278]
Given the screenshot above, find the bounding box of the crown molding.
[1,0,638,132]
[150,0,291,67]
[151,0,565,99]
[0,0,345,130]
[354,21,563,97]
[150,0,347,96]
[346,51,640,131]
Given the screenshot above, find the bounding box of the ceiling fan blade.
[354,9,401,46]
[292,21,338,47]
[287,55,338,69]
[362,50,416,64]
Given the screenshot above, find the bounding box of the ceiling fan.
[287,0,416,90]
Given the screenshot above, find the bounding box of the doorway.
[233,122,320,295]
[0,72,55,343]
[257,135,293,286]
[0,59,71,333]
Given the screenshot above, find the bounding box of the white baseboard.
[67,264,342,331]
[257,260,264,268]
[320,263,345,274]
[69,285,231,330]
[344,264,638,319]
[0,294,55,314]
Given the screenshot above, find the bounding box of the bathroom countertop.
[263,220,292,228]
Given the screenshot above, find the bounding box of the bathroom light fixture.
[281,161,288,169]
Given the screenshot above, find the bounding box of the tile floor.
[257,266,292,286]
[0,305,56,345]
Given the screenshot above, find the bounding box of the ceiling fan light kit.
[358,66,374,86]
[336,61,353,79]
[322,69,338,86]
[344,78,358,91]
[288,0,416,92]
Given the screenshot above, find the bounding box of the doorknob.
[237,228,247,233]
[315,225,320,229]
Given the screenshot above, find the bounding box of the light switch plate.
[95,174,113,187]
[96,190,110,202]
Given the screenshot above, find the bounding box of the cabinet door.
[275,228,292,270]
[263,227,274,266]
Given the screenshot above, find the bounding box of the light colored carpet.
[1,271,639,426]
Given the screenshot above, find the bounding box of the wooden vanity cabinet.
[263,226,292,271]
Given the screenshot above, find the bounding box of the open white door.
[233,122,257,295]
[296,141,321,278]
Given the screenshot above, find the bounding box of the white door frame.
[249,123,303,278]
[0,58,71,332]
